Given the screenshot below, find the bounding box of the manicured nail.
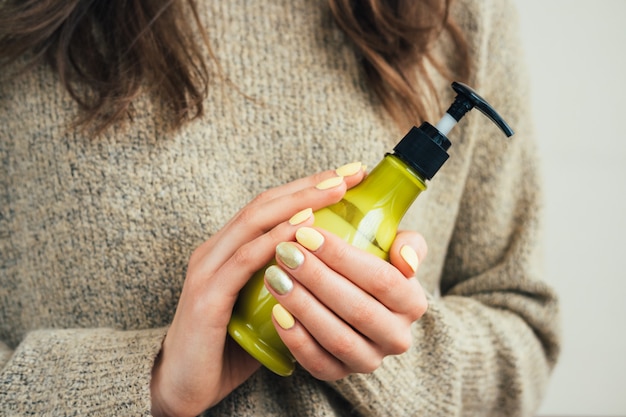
[295,227,324,251]
[265,265,293,295]
[276,242,304,269]
[315,176,344,190]
[273,304,295,330]
[335,161,362,177]
[289,208,313,225]
[400,245,419,273]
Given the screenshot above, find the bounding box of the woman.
[0,0,560,415]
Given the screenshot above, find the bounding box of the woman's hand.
[150,163,367,417]
[267,228,428,381]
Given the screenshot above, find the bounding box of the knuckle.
[348,297,376,330]
[415,303,429,321]
[306,360,330,379]
[230,242,255,267]
[310,363,348,382]
[331,241,352,264]
[357,357,383,374]
[251,189,274,205]
[406,289,429,322]
[329,333,357,358]
[386,331,413,355]
[285,334,308,354]
[368,265,395,297]
[303,262,327,288]
[233,206,260,230]
[188,245,204,267]
[266,222,287,243]
[291,294,316,320]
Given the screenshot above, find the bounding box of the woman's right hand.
[150,163,366,417]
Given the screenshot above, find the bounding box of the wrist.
[150,353,183,417]
[150,351,202,417]
[150,353,169,417]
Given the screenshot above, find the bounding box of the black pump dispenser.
[393,82,514,180]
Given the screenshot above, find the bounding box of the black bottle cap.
[393,123,450,180]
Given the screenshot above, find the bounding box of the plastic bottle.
[227,82,514,376]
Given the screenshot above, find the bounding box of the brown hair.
[0,0,469,133]
[329,0,470,128]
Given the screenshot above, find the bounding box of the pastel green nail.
[265,265,293,295]
[276,242,304,269]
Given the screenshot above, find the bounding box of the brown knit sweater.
[0,0,560,415]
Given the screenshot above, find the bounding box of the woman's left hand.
[265,228,428,380]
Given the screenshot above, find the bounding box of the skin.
[150,167,429,417]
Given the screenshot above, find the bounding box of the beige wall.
[513,1,626,415]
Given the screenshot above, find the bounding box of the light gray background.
[513,1,626,416]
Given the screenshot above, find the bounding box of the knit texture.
[0,0,560,415]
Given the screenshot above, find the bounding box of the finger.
[294,227,427,320]
[388,230,428,278]
[264,265,383,373]
[271,304,350,381]
[191,162,365,271]
[188,213,315,314]
[190,176,346,278]
[213,162,365,244]
[273,242,412,355]
[245,161,366,206]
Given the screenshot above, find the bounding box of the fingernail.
[335,161,362,177]
[273,304,295,330]
[289,208,313,225]
[265,265,293,295]
[400,245,419,273]
[276,242,304,269]
[315,176,344,190]
[295,227,324,251]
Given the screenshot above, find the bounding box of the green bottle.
[227,82,514,376]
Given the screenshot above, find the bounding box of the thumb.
[389,230,428,278]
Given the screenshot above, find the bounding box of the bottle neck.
[344,153,427,225]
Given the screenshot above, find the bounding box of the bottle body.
[227,154,427,376]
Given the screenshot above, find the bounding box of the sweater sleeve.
[0,327,167,415]
[327,1,561,415]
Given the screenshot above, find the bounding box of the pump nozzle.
[435,82,514,137]
[393,81,514,180]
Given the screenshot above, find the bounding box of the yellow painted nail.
[335,161,362,177]
[289,208,313,225]
[273,304,295,330]
[295,227,325,251]
[315,176,344,190]
[400,245,419,273]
